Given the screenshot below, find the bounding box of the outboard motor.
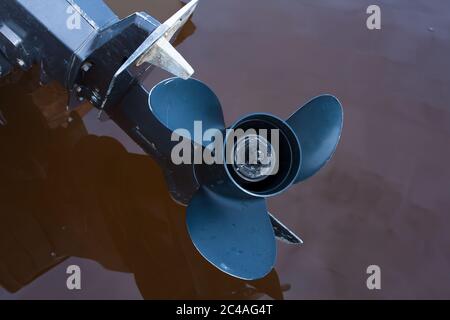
[0,0,343,279]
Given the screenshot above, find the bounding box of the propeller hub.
[225,114,301,198]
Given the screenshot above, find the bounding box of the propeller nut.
[232,134,278,182]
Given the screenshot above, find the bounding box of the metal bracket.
[100,0,198,112]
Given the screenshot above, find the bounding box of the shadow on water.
[0,71,286,299]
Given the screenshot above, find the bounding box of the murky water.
[1,0,450,299]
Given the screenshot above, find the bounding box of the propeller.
[148,77,343,280]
